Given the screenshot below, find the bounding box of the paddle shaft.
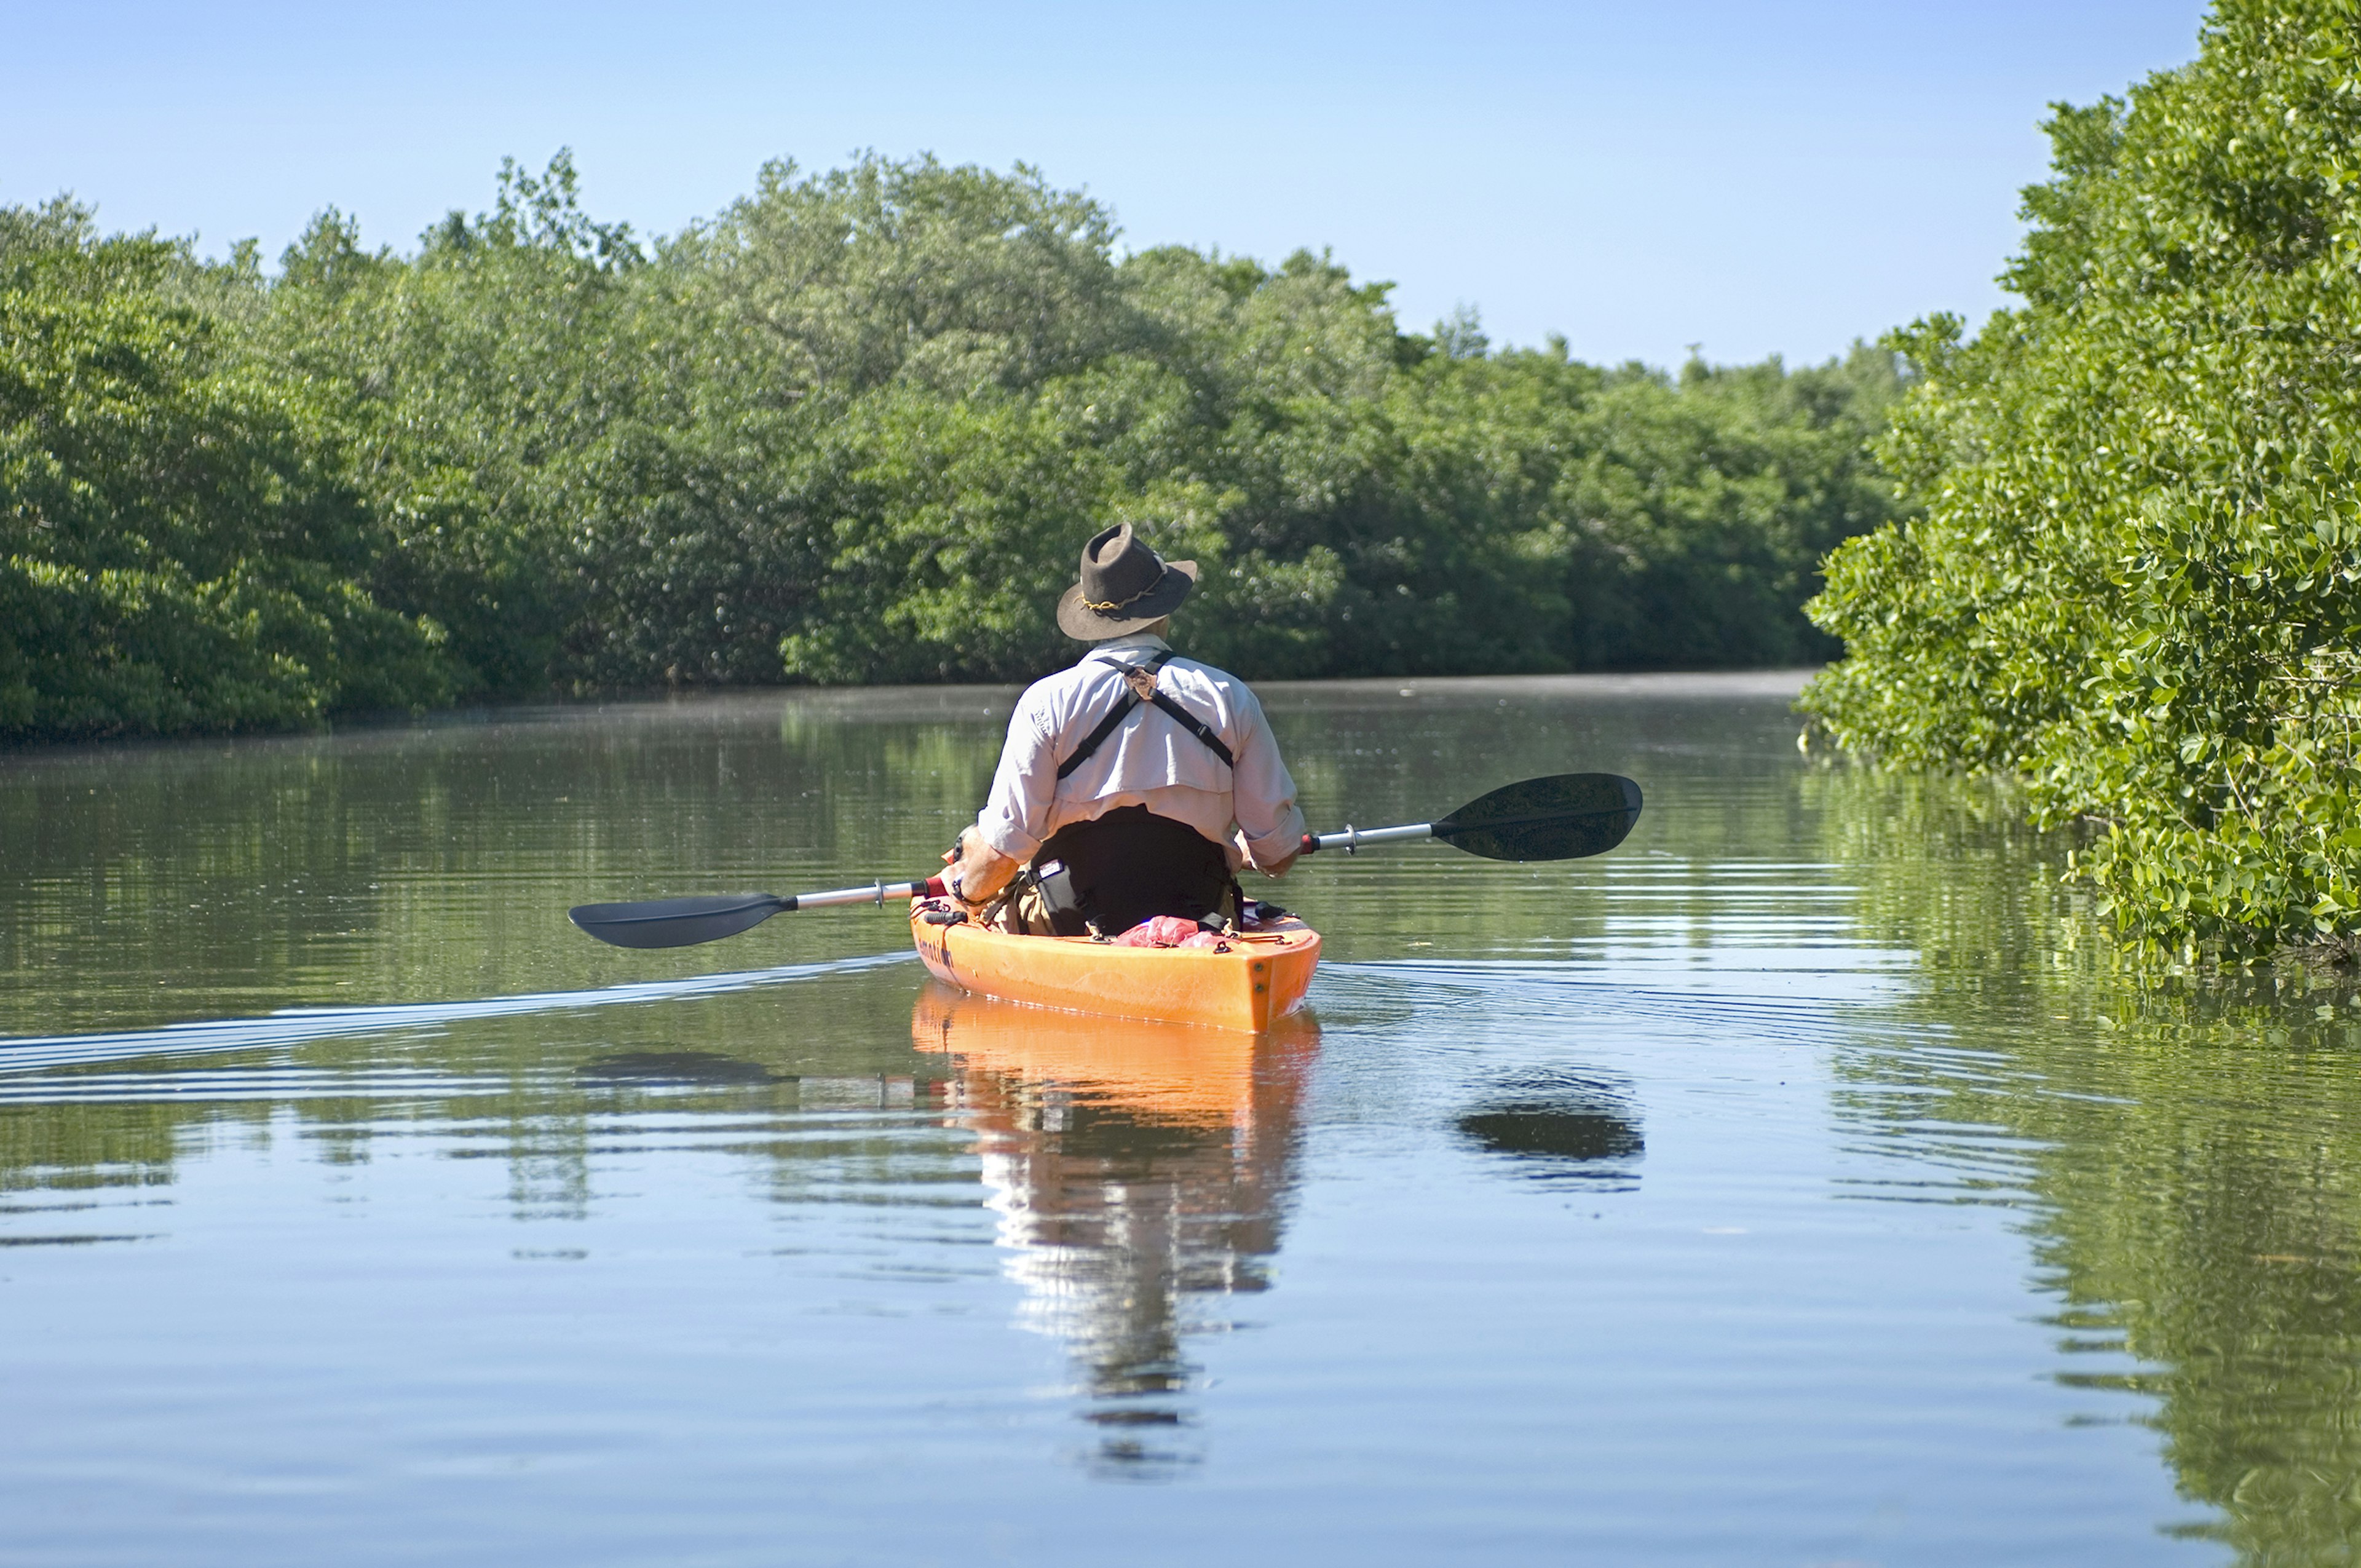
[785,877,945,911]
[1298,823,1436,855]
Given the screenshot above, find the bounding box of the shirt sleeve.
[975,689,1059,861]
[1227,687,1307,867]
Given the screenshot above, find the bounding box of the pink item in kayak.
[1112,916,1225,948]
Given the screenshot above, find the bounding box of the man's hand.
[944,827,1021,911]
[1234,829,1297,879]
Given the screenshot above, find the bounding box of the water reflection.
[912,989,1316,1475]
[1456,1067,1643,1190]
[19,675,2351,1555]
[1811,762,2361,1565]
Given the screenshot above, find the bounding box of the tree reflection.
[912,988,1316,1476]
[1810,762,2361,1564]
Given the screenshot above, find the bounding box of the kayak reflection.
[912,986,1318,1475]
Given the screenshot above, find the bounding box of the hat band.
[1082,579,1160,616]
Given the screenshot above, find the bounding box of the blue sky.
[5,0,2208,366]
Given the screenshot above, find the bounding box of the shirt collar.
[1082,632,1171,666]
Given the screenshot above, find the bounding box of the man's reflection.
[912,988,1317,1475]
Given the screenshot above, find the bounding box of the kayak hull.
[909,905,1319,1031]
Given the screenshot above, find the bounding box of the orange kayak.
[909,903,1320,1031]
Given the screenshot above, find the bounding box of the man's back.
[976,632,1302,871]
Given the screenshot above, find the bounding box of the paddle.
[570,878,947,950]
[1297,772,1643,862]
[568,772,1642,951]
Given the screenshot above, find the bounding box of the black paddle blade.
[568,894,791,950]
[1432,773,1643,862]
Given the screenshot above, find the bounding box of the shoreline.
[0,668,1822,764]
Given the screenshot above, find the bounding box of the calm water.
[3,672,2357,1564]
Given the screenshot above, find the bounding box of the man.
[944,523,1304,935]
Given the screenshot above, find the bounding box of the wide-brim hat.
[1054,523,1198,640]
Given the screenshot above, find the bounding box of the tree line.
[1,153,1904,742]
[1801,0,2361,963]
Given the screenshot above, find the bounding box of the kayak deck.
[909,903,1319,1032]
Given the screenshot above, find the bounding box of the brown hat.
[1054,523,1198,641]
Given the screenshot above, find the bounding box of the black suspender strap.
[1054,680,1147,780]
[1053,651,1235,779]
[1144,689,1235,768]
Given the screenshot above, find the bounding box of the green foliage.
[253,154,652,695]
[1803,0,2361,962]
[0,202,449,740]
[3,151,1908,741]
